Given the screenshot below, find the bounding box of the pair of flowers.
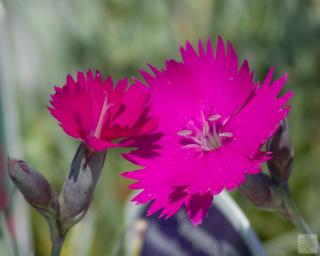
[49,37,293,225]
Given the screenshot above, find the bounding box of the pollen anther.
[219,132,233,138]
[208,114,222,121]
[177,130,193,136]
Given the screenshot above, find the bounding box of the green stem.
[279,184,320,255]
[38,202,66,256]
[48,219,65,256]
[51,234,64,256]
[41,208,65,256]
[279,184,313,234]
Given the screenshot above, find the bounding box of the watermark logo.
[298,234,318,254]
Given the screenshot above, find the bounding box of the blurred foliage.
[2,0,320,255]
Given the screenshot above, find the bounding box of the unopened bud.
[267,119,293,182]
[7,157,54,209]
[60,144,105,227]
[239,173,282,210]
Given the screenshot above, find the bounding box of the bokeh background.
[1,0,320,255]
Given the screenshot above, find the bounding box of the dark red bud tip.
[7,157,55,209]
[267,119,293,182]
[239,173,282,210]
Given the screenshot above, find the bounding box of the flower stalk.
[50,236,64,256]
[275,182,312,235]
[47,213,64,256]
[40,209,66,255]
[240,119,319,255]
[267,120,314,234]
[241,176,319,254]
[7,143,106,255]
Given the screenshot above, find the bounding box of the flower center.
[177,113,233,152]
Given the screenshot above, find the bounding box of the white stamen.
[94,94,111,137]
[177,130,193,136]
[208,135,221,149]
[219,132,233,138]
[203,121,209,135]
[179,113,233,152]
[208,114,222,122]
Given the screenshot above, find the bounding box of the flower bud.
[239,173,282,210]
[7,157,54,209]
[60,144,105,227]
[267,119,293,182]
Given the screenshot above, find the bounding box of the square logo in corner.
[298,234,318,254]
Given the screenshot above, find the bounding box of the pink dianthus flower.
[49,70,157,151]
[123,38,293,225]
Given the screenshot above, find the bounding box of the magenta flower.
[49,70,157,151]
[123,38,293,225]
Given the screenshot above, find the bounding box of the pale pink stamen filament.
[94,93,111,138]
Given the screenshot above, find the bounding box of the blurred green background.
[1,0,320,255]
